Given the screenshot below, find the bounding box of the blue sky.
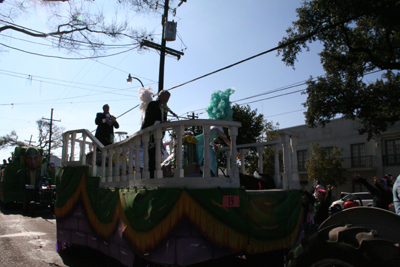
[0,0,327,161]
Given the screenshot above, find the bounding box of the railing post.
[91,144,97,177]
[154,127,163,179]
[128,140,135,181]
[101,149,107,183]
[134,136,142,180]
[142,132,150,179]
[203,125,211,177]
[62,132,69,165]
[107,148,113,183]
[274,144,281,188]
[225,150,230,174]
[257,146,263,174]
[114,147,121,182]
[121,146,128,182]
[229,126,239,179]
[70,133,76,161]
[289,135,300,189]
[174,124,185,178]
[280,134,290,189]
[81,133,87,165]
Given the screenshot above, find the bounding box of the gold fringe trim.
[56,173,302,254]
[54,172,86,218]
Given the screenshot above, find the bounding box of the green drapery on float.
[55,166,303,254]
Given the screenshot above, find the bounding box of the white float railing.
[218,130,301,190]
[61,119,241,189]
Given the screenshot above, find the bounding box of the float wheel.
[288,224,400,267]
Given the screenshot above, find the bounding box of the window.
[325,146,334,157]
[351,143,365,167]
[385,139,400,165]
[297,150,307,172]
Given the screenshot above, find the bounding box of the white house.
[282,118,400,199]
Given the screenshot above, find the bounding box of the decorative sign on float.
[222,195,240,207]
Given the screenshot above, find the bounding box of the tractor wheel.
[288,224,400,267]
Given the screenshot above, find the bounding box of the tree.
[0,0,176,55]
[0,130,26,150]
[278,0,400,139]
[217,104,279,176]
[36,119,65,152]
[232,104,265,145]
[305,142,345,187]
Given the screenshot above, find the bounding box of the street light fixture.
[127,74,144,87]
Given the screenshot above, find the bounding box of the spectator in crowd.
[1,159,7,170]
[313,185,332,229]
[38,177,49,188]
[303,203,316,235]
[313,180,325,197]
[355,173,393,210]
[393,174,400,215]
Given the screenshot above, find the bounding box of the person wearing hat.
[18,147,49,213]
[18,147,45,189]
[95,104,119,147]
[313,185,332,230]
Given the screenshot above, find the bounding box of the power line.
[265,109,307,118]
[0,71,139,98]
[0,42,138,60]
[165,10,374,92]
[0,69,141,92]
[0,33,136,49]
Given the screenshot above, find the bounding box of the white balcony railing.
[61,119,241,189]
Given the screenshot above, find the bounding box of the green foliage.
[278,0,400,139]
[218,104,279,176]
[232,104,265,145]
[0,131,26,150]
[305,142,345,187]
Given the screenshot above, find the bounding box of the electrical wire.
[0,42,138,60]
[0,71,138,98]
[0,33,136,50]
[165,9,374,92]
[0,68,140,92]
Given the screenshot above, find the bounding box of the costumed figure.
[18,147,47,190]
[196,88,234,176]
[17,147,49,213]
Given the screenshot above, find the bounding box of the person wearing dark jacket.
[141,90,171,178]
[95,104,119,147]
[355,174,393,210]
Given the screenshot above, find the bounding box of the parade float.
[55,119,305,266]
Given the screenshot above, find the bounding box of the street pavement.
[0,203,125,267]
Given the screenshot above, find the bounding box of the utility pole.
[158,0,169,93]
[140,0,184,93]
[42,108,61,156]
[187,112,199,134]
[24,135,36,146]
